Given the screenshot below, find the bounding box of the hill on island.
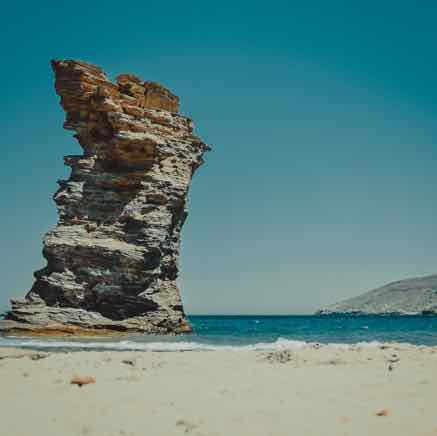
[317,274,437,315]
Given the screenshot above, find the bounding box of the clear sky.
[1,1,437,314]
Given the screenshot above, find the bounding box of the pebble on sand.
[376,409,390,417]
[70,376,96,387]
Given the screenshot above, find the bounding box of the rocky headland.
[317,273,437,315]
[0,60,210,335]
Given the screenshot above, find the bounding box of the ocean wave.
[0,336,385,352]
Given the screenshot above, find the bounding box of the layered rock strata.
[1,60,210,335]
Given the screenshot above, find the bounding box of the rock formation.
[0,60,210,335]
[317,273,437,315]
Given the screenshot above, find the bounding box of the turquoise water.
[1,315,437,351]
[190,315,437,345]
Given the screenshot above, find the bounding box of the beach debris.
[30,353,49,361]
[326,358,346,366]
[176,419,197,433]
[388,354,400,363]
[122,359,136,367]
[387,353,400,371]
[264,350,294,364]
[70,376,96,387]
[0,350,49,361]
[375,409,390,417]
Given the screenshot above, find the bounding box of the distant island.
[317,273,437,315]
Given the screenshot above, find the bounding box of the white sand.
[1,344,436,436]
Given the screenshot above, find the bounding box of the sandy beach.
[1,344,436,436]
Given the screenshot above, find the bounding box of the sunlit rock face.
[1,60,210,335]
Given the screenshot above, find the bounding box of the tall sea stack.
[0,60,210,335]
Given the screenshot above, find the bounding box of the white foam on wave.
[0,336,385,352]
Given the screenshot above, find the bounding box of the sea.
[1,315,437,352]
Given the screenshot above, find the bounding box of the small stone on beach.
[375,409,390,417]
[70,376,96,387]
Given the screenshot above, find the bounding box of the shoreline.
[2,338,437,351]
[1,344,437,436]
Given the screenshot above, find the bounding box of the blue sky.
[1,1,437,314]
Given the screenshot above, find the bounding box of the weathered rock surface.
[0,60,210,335]
[317,274,437,315]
